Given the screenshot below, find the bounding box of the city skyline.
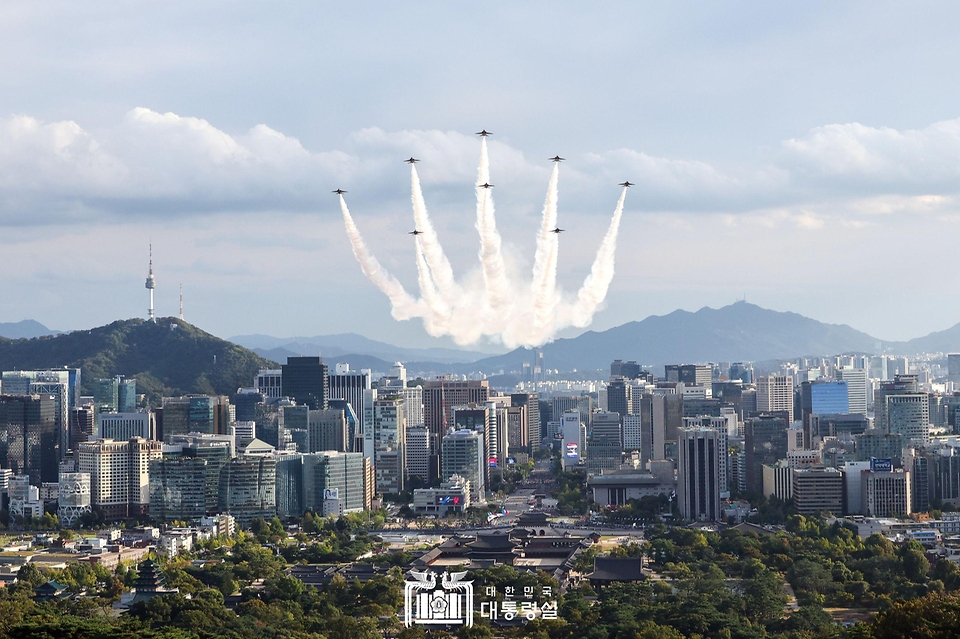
[4,3,960,349]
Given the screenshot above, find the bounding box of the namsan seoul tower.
[145,243,156,323]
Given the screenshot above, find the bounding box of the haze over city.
[4,3,960,347]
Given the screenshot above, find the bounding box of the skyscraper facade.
[441,429,485,501]
[678,426,726,522]
[423,380,490,448]
[78,437,163,520]
[281,357,330,410]
[756,375,794,423]
[744,413,789,490]
[0,394,58,484]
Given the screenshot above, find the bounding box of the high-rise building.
[405,424,432,482]
[26,375,70,461]
[791,467,844,515]
[587,411,623,475]
[728,362,753,383]
[506,405,529,451]
[231,421,257,449]
[949,354,960,383]
[423,380,489,451]
[281,357,329,410]
[510,393,540,451]
[875,374,920,432]
[440,429,485,501]
[118,378,137,413]
[98,412,155,441]
[611,360,642,380]
[148,456,208,521]
[167,433,234,512]
[665,364,712,387]
[217,455,277,526]
[69,405,96,451]
[329,364,370,425]
[302,451,368,515]
[91,378,119,413]
[862,464,911,517]
[800,380,849,418]
[78,437,163,520]
[855,431,905,463]
[369,396,406,494]
[652,392,684,461]
[756,375,794,423]
[606,380,633,419]
[159,396,231,440]
[254,369,283,400]
[623,414,642,452]
[561,410,585,470]
[307,409,348,453]
[744,413,789,490]
[0,394,58,484]
[233,389,264,423]
[274,454,303,519]
[886,394,930,445]
[678,426,726,521]
[835,368,867,415]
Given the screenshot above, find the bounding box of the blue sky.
[2,2,960,348]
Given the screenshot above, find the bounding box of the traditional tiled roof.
[587,557,644,582]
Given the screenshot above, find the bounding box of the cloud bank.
[6,108,960,227]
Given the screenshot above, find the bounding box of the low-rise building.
[588,469,674,506]
[413,475,471,516]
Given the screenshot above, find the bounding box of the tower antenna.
[145,243,156,323]
[179,283,184,321]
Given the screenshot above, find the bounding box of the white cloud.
[7,108,960,231]
[781,117,960,193]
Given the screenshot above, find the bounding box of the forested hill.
[0,318,276,404]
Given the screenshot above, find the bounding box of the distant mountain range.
[0,320,59,340]
[229,333,499,365]
[0,318,275,403]
[456,302,882,374]
[9,303,960,385]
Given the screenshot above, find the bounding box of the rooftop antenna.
[145,243,156,323]
[179,283,184,321]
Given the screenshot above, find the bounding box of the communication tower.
[145,244,156,323]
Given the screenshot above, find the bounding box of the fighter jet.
[475,129,492,137]
[549,156,566,163]
[551,227,565,234]
[332,189,348,194]
[404,157,420,164]
[408,230,423,236]
[479,183,494,189]
[619,181,634,188]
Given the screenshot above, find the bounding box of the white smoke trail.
[413,235,449,335]
[569,188,628,327]
[340,138,629,348]
[530,163,561,342]
[338,195,423,321]
[475,137,512,326]
[410,166,458,298]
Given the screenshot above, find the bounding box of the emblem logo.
[404,570,474,627]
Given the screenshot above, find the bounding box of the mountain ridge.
[0,320,60,340]
[0,318,276,404]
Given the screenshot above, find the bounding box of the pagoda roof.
[467,532,517,551]
[587,557,644,582]
[516,511,550,524]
